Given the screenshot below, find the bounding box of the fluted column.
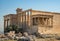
[4,20,6,28]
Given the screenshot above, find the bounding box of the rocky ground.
[0,31,60,41]
[0,38,60,41]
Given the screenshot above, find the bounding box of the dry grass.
[0,40,17,41]
[0,38,60,41]
[35,38,60,41]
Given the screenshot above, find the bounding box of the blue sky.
[0,0,60,33]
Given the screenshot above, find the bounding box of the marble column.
[7,19,9,27]
[4,20,6,28]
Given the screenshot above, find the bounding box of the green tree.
[5,25,18,33]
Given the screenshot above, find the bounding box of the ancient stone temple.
[4,8,60,34]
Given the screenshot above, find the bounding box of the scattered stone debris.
[0,31,60,41]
